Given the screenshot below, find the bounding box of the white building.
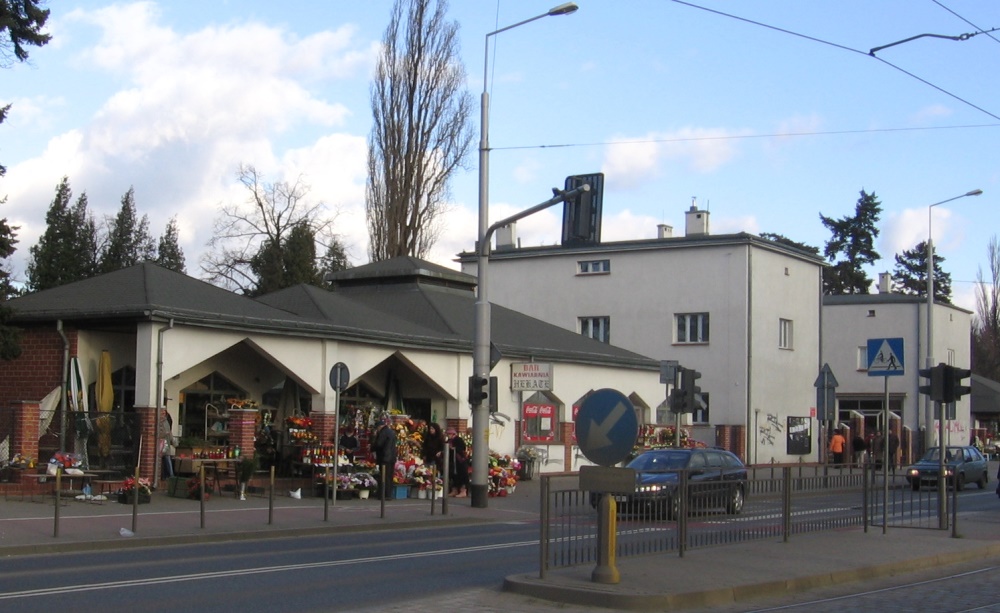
[459,204,826,464]
[821,280,973,458]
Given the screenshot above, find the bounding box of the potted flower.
[351,472,377,499]
[118,476,152,504]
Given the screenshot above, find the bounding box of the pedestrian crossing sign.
[867,337,905,377]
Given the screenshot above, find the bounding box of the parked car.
[601,448,747,520]
[904,445,989,491]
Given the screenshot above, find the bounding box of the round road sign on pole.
[575,388,638,467]
[329,362,350,392]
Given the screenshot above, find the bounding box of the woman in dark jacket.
[447,427,469,498]
[421,422,446,476]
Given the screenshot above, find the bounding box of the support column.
[12,401,40,464]
[229,409,258,459]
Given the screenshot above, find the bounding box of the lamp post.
[472,3,578,508]
[924,189,982,449]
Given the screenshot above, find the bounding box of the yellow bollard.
[592,493,620,584]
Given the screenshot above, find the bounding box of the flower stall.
[117,476,152,504]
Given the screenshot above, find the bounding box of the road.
[0,521,542,613]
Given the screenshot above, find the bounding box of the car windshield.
[627,451,690,471]
[919,447,963,462]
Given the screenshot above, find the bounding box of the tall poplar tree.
[820,190,882,294]
[365,0,472,261]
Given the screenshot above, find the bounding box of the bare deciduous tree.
[973,235,1000,381]
[203,164,336,295]
[365,0,472,261]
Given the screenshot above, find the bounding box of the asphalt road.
[0,522,540,613]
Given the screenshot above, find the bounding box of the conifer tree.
[155,216,186,273]
[892,241,951,303]
[819,190,882,294]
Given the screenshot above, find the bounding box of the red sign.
[523,403,556,442]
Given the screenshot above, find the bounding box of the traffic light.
[945,366,972,403]
[918,363,946,402]
[681,367,703,413]
[669,387,686,414]
[468,375,489,405]
[488,376,499,413]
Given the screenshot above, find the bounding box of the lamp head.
[966,189,983,197]
[548,3,579,16]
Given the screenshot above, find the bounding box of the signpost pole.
[882,375,889,535]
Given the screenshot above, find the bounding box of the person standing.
[887,430,900,472]
[159,409,175,480]
[421,422,446,476]
[851,434,867,467]
[372,417,397,500]
[338,425,359,460]
[829,428,847,466]
[447,427,469,498]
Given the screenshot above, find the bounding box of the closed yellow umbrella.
[96,350,114,457]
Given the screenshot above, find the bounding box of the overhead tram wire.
[668,0,1000,121]
[932,0,1000,47]
[490,123,1000,153]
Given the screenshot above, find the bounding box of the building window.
[857,346,867,371]
[693,393,710,424]
[578,259,610,275]
[779,319,793,350]
[580,316,610,343]
[676,313,709,344]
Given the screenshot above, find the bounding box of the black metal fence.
[538,465,932,577]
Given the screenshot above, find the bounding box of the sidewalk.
[3,479,1000,611]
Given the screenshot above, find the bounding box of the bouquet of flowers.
[119,476,152,497]
[351,472,377,490]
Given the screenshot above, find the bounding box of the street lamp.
[924,189,982,449]
[472,3,578,508]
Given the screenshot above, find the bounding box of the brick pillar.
[12,401,40,463]
[136,406,157,483]
[229,409,258,459]
[561,421,574,469]
[311,412,337,446]
[444,418,467,434]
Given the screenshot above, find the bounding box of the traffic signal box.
[468,375,499,412]
[918,363,972,404]
[669,367,704,414]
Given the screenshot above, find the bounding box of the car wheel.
[954,474,965,491]
[978,472,988,489]
[726,486,744,515]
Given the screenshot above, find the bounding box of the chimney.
[495,223,517,251]
[685,198,710,237]
[657,224,673,239]
[878,272,892,294]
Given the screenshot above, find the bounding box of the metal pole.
[199,463,206,529]
[938,400,947,530]
[473,3,579,509]
[324,464,330,521]
[882,375,889,535]
[53,467,61,537]
[268,466,275,525]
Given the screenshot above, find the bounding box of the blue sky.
[2,1,997,311]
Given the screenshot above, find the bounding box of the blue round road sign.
[575,388,638,467]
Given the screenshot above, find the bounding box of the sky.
[2,0,998,312]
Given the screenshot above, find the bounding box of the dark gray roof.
[823,292,973,314]
[9,259,658,370]
[456,231,827,266]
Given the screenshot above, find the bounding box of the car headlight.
[907,469,919,478]
[643,485,663,493]
[944,468,954,477]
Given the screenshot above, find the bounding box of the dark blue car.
[904,445,988,491]
[611,448,748,520]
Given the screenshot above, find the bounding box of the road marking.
[0,540,538,600]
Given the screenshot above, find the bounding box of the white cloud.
[601,127,749,189]
[5,4,379,280]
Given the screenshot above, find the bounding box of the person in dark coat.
[338,425,359,459]
[372,417,397,500]
[887,431,900,472]
[447,426,469,498]
[421,422,446,476]
[852,435,867,467]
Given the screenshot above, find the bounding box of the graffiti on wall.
[758,412,783,447]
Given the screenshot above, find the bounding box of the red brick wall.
[11,401,40,462]
[229,409,258,459]
[310,412,337,446]
[0,326,77,411]
[136,406,157,482]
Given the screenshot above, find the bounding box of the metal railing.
[540,467,872,577]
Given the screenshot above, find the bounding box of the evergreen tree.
[320,237,350,287]
[819,190,882,294]
[100,187,155,273]
[155,216,186,273]
[249,237,285,296]
[892,241,951,303]
[27,178,98,290]
[282,223,319,287]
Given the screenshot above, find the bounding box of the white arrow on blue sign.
[867,338,904,377]
[575,388,638,467]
